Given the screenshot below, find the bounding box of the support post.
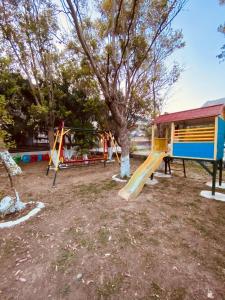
[46,129,59,176]
[219,159,223,186]
[170,122,174,156]
[53,126,64,187]
[151,124,155,151]
[168,158,171,175]
[183,159,186,178]
[214,117,218,160]
[165,157,167,174]
[212,161,217,196]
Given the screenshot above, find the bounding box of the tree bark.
[106,98,131,178]
[116,125,130,178]
[48,127,55,149]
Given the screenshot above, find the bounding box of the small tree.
[62,0,186,177]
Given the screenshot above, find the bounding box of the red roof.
[154,104,225,124]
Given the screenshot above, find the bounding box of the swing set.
[46,122,120,186]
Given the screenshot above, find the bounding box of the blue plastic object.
[22,155,31,163]
[37,154,42,161]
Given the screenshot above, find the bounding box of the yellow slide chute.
[118,151,166,200]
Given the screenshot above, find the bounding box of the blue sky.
[165,0,225,113]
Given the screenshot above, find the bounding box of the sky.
[164,0,225,113]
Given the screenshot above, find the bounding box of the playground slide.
[118,151,166,200]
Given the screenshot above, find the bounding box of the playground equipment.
[46,123,119,186]
[119,104,225,200]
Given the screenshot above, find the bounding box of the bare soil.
[0,159,225,300]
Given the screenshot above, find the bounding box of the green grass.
[97,273,125,299]
[137,210,152,228]
[143,251,156,270]
[97,227,110,245]
[170,287,186,300]
[0,239,19,258]
[58,284,71,297]
[54,249,76,272]
[65,226,95,250]
[147,282,164,299]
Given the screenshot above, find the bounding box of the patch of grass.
[79,237,95,251]
[75,183,101,197]
[133,230,145,241]
[187,217,222,243]
[184,201,199,209]
[137,210,152,228]
[99,210,117,221]
[54,249,76,272]
[120,210,135,224]
[143,252,155,269]
[146,282,164,299]
[97,227,110,245]
[59,284,71,297]
[102,180,118,191]
[170,214,178,221]
[212,214,225,226]
[0,239,19,258]
[74,180,119,204]
[97,273,124,299]
[65,227,95,251]
[99,211,111,220]
[170,287,186,300]
[212,255,225,279]
[117,229,132,248]
[147,237,160,246]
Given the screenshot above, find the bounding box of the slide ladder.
[118,151,166,200]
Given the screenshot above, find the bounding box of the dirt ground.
[0,158,225,300]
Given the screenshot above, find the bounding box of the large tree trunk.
[107,99,131,178]
[47,127,55,149]
[117,125,130,178]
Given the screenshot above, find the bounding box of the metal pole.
[168,158,171,175]
[165,157,167,174]
[46,129,59,176]
[52,126,64,187]
[219,159,223,186]
[212,161,217,195]
[183,159,186,178]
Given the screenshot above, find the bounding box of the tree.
[57,55,108,129]
[218,0,225,61]
[61,0,186,177]
[0,0,62,147]
[0,57,38,146]
[0,54,106,148]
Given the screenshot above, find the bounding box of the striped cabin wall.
[217,116,225,160]
[171,117,225,160]
[172,125,215,160]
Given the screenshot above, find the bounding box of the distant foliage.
[218,0,225,61]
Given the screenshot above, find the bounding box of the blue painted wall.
[217,117,225,160]
[173,142,214,159]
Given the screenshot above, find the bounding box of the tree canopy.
[62,0,186,176]
[218,0,225,61]
[0,0,186,178]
